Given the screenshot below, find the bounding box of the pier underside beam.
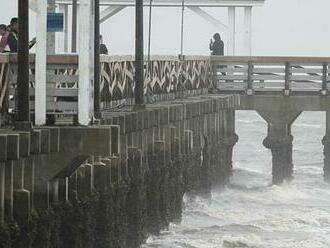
[257,110,301,184]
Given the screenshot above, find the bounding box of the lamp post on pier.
[134,0,145,108]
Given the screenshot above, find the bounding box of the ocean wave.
[227,184,271,192]
[236,119,266,125]
[232,167,269,177]
[144,112,330,248]
[222,234,262,248]
[292,123,322,129]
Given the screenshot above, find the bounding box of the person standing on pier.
[209,33,224,56]
[209,33,225,92]
[7,18,19,52]
[0,24,10,52]
[100,35,108,55]
[7,17,36,53]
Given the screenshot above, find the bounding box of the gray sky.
[2,0,330,56]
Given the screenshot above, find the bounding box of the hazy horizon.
[2,0,330,56]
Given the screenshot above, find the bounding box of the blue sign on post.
[47,13,64,32]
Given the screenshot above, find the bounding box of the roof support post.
[29,0,38,12]
[72,0,78,52]
[16,0,31,129]
[94,0,101,118]
[57,4,69,53]
[244,6,252,56]
[35,0,47,126]
[227,6,236,56]
[63,4,69,53]
[47,0,56,54]
[78,0,94,125]
[134,0,145,107]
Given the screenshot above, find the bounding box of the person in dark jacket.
[7,17,36,53]
[209,33,224,56]
[7,18,18,52]
[99,35,108,55]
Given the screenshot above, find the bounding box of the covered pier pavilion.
[26,0,265,126]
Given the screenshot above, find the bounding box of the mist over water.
[143,111,330,248]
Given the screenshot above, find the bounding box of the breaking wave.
[144,111,330,248]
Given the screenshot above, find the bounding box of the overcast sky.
[1,0,330,56]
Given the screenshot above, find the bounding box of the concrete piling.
[93,157,107,191]
[126,148,143,248]
[13,189,30,224]
[68,172,78,201]
[0,95,239,247]
[0,162,4,224]
[323,111,330,182]
[24,157,35,209]
[258,110,301,184]
[4,161,13,222]
[145,144,162,235]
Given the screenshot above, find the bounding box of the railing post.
[16,0,32,130]
[284,62,291,96]
[246,61,253,95]
[134,0,145,108]
[322,62,328,95]
[211,58,217,92]
[47,0,56,55]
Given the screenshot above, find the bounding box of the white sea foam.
[222,234,263,248]
[144,112,330,248]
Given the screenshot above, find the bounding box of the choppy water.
[143,111,330,248]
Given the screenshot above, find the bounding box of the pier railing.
[211,56,330,95]
[4,55,330,117]
[0,54,212,115]
[100,55,212,109]
[4,54,79,115]
[0,55,10,110]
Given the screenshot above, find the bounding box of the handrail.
[0,53,78,64]
[211,56,330,63]
[211,56,330,95]
[2,54,330,64]
[0,53,210,63]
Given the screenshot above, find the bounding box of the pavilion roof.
[56,0,265,7]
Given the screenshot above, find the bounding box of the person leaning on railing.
[7,17,36,53]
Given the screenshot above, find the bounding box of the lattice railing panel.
[100,56,212,107]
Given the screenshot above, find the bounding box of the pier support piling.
[258,110,301,184]
[322,111,330,182]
